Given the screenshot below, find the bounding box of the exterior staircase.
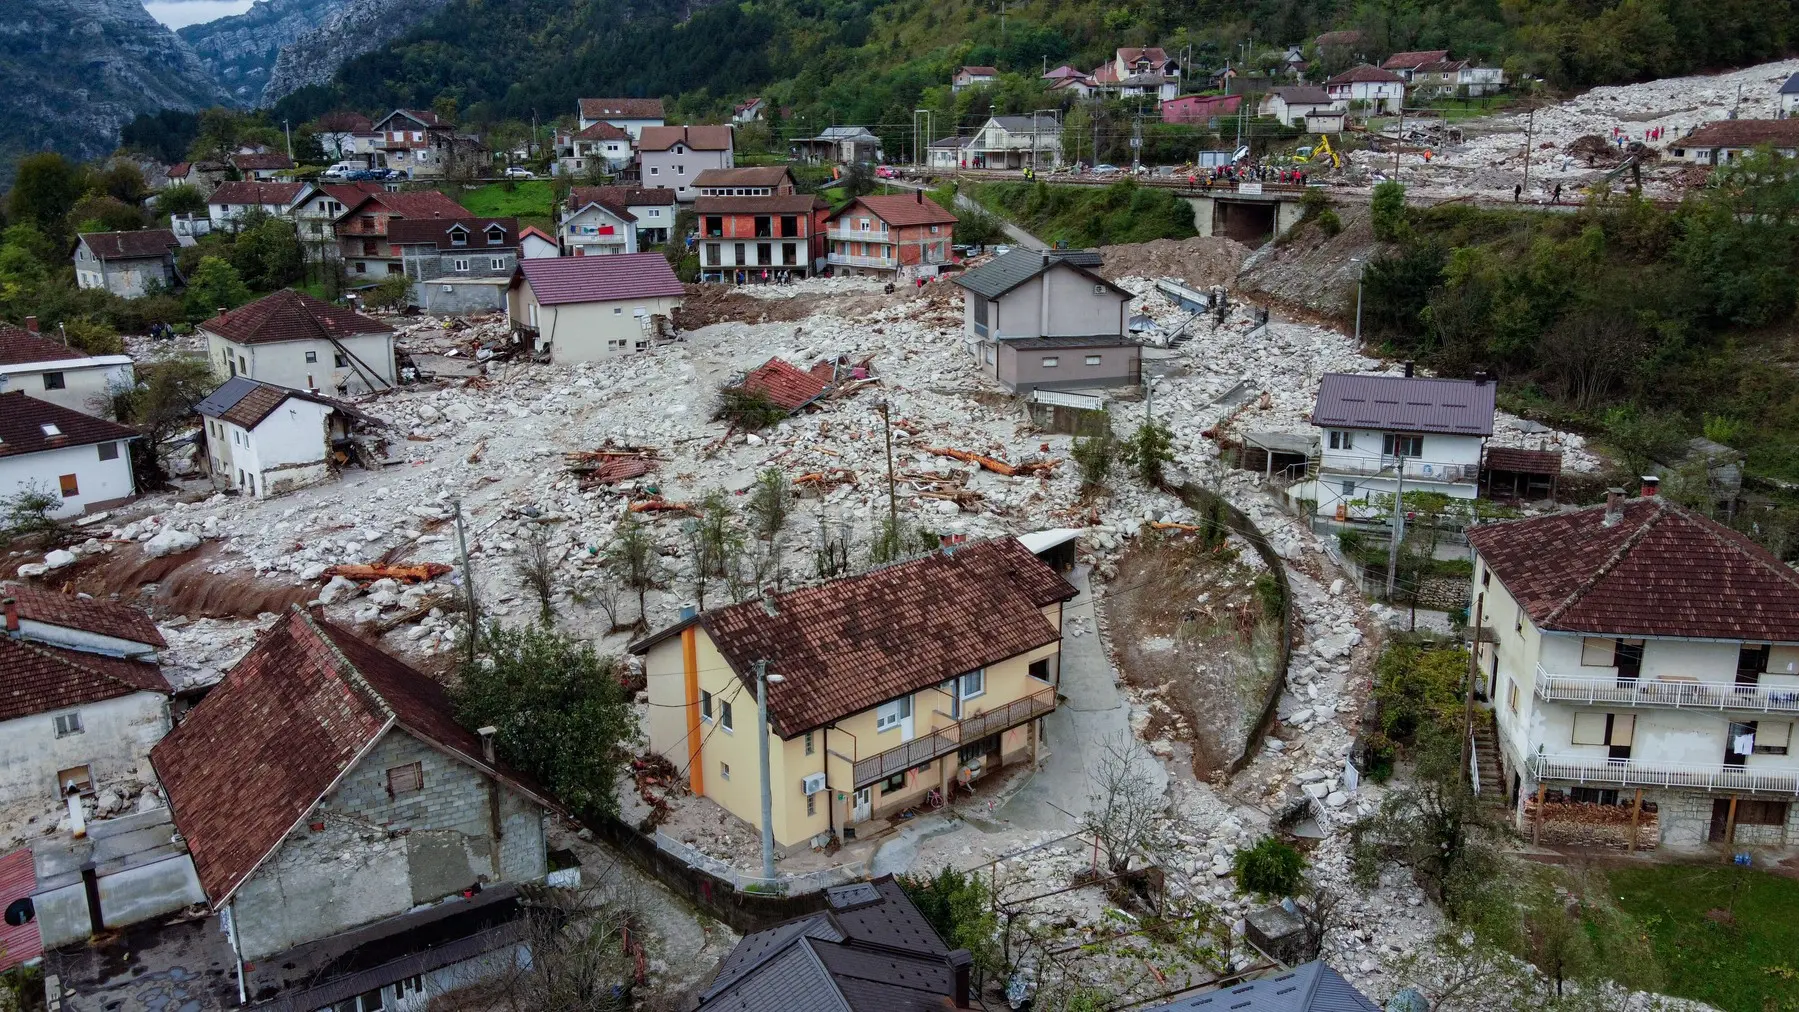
[1470,710,1510,819]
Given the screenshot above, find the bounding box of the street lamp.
[757,662,786,881]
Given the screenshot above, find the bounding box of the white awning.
[1017,528,1084,555]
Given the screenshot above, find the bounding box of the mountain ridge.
[177,0,354,105]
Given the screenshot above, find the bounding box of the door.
[852,787,871,823]
[1726,721,1756,767]
[1737,644,1769,693]
[1615,640,1644,684]
[1606,714,1635,762]
[1709,798,1732,842]
[898,695,914,742]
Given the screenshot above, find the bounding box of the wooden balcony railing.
[852,686,1055,788]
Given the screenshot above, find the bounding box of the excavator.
[1293,134,1342,170]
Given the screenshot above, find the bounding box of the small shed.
[1017,528,1082,573]
[1237,431,1316,480]
[1482,446,1562,502]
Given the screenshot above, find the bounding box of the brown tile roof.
[579,97,666,121]
[694,166,796,189]
[1677,119,1799,150]
[693,195,827,215]
[312,111,373,133]
[200,289,393,347]
[2,582,165,648]
[229,152,294,172]
[0,635,169,723]
[1467,497,1799,640]
[208,181,306,207]
[195,376,381,431]
[1382,49,1449,70]
[79,230,178,261]
[1327,64,1405,85]
[0,391,136,458]
[0,324,89,366]
[1483,447,1562,474]
[1315,29,1364,47]
[568,186,675,214]
[152,609,561,907]
[739,358,832,412]
[638,125,735,152]
[386,216,518,249]
[640,537,1076,737]
[834,195,957,228]
[574,120,630,141]
[958,66,999,77]
[336,189,469,225]
[1117,47,1171,66]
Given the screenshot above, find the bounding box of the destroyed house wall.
[205,331,397,395]
[0,691,169,803]
[234,399,334,498]
[231,728,547,960]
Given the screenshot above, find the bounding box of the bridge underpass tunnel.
[1215,199,1277,245]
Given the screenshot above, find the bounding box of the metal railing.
[827,227,889,241]
[1319,455,1478,484]
[1529,753,1799,795]
[852,686,1056,788]
[828,253,897,269]
[1535,666,1799,714]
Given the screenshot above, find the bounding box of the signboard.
[1030,389,1106,411]
[1237,182,1263,195]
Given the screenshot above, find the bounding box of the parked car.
[874,165,897,178]
[1093,163,1120,174]
[504,166,534,179]
[320,162,357,180]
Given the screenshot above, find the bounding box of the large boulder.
[144,528,202,558]
[318,575,360,605]
[43,549,78,570]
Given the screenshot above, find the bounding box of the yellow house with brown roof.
[630,537,1076,852]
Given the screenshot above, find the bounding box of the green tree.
[1373,641,1470,745]
[1371,180,1408,242]
[1350,724,1494,917]
[68,194,145,235]
[452,622,641,815]
[1234,836,1306,897]
[1122,420,1175,488]
[363,272,412,311]
[608,514,661,625]
[115,357,218,486]
[184,256,252,318]
[153,184,209,220]
[744,467,792,540]
[1071,411,1116,491]
[899,867,1002,977]
[9,153,84,237]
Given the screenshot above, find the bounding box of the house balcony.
[1535,666,1799,715]
[1529,753,1799,796]
[829,252,897,270]
[827,227,889,242]
[852,685,1056,789]
[1319,455,1478,485]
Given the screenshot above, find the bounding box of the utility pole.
[1384,456,1406,600]
[283,119,293,163]
[755,659,783,881]
[1130,110,1144,172]
[1352,258,1366,344]
[453,498,478,662]
[880,400,898,534]
[1393,105,1403,176]
[1520,103,1536,199]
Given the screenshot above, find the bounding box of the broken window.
[386,761,423,796]
[42,372,64,390]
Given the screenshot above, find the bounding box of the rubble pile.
[1095,237,1252,288]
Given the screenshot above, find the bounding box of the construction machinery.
[1294,134,1341,169]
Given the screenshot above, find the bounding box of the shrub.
[363,272,411,311]
[1071,411,1117,490]
[1371,180,1407,242]
[1299,186,1330,220]
[1123,420,1175,488]
[1234,836,1306,897]
[714,386,788,430]
[1317,209,1343,237]
[1373,641,1470,744]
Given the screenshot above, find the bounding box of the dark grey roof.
[1005,335,1136,349]
[1142,962,1381,1012]
[954,248,1125,300]
[1783,72,1799,95]
[1312,372,1495,436]
[193,376,259,419]
[698,876,959,1012]
[1272,86,1333,104]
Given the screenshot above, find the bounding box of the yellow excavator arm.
[1314,134,1341,169]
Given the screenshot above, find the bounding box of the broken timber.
[921,445,1058,478]
[323,563,452,584]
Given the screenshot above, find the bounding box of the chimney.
[477,726,497,765]
[24,316,37,333]
[1403,360,1415,378]
[1603,487,1624,527]
[3,596,16,634]
[1641,476,1660,497]
[217,307,228,321]
[1473,370,1488,386]
[915,188,922,203]
[948,949,973,1008]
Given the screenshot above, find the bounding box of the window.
[931,225,941,234]
[706,243,722,264]
[1328,430,1354,450]
[97,441,118,461]
[1382,433,1423,457]
[1340,480,1356,498]
[649,166,659,175]
[335,353,348,367]
[395,976,423,999]
[1507,679,1519,714]
[1755,721,1792,755]
[1580,638,1615,667]
[1569,787,1622,806]
[677,164,686,174]
[649,208,661,218]
[305,351,318,363]
[1571,713,1633,748]
[491,257,506,271]
[1480,565,1490,587]
[58,474,78,497]
[454,258,470,272]
[806,793,816,816]
[356,262,367,274]
[720,699,733,731]
[882,772,907,794]
[875,696,912,732]
[386,761,424,795]
[1041,356,1059,368]
[701,690,712,721]
[959,669,985,700]
[53,712,83,737]
[1029,658,1050,682]
[42,372,64,390]
[720,762,730,781]
[40,423,60,436]
[804,731,815,755]
[1085,355,1103,366]
[614,307,623,315]
[487,228,505,245]
[1736,799,1791,826]
[449,228,468,246]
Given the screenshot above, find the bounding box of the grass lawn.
[1607,863,1799,1012]
[443,181,555,232]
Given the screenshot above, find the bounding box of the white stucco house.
[1260,87,1342,128]
[0,321,134,417]
[196,377,383,498]
[953,249,1139,394]
[205,181,306,231]
[507,254,683,364]
[200,289,397,395]
[578,97,666,141]
[519,227,561,259]
[559,196,639,256]
[0,583,170,811]
[1325,65,1406,114]
[1469,493,1799,851]
[0,392,138,518]
[1298,371,1494,517]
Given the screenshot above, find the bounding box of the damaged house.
[390,216,520,314]
[955,249,1138,395]
[127,608,562,1009]
[196,377,385,497]
[201,289,397,395]
[509,253,683,364]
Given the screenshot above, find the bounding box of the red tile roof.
[516,253,684,305]
[1468,497,1799,640]
[0,391,137,458]
[639,125,734,152]
[0,324,90,366]
[579,97,667,121]
[958,66,999,77]
[1676,119,1799,150]
[312,110,373,133]
[1328,64,1405,85]
[1382,49,1449,70]
[208,181,306,207]
[336,189,469,226]
[574,120,630,141]
[2,582,165,647]
[833,194,957,228]
[569,186,676,215]
[739,358,832,412]
[0,634,168,723]
[319,182,388,205]
[79,230,178,261]
[635,538,1077,737]
[0,849,41,972]
[229,152,295,172]
[152,609,559,907]
[1117,47,1171,66]
[200,289,393,347]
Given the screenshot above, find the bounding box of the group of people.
[1192,164,1310,187]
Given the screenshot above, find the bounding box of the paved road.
[881,178,1047,250]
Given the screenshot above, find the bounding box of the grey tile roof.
[954,248,1117,300]
[1142,962,1381,1012]
[1781,72,1799,94]
[1311,372,1495,436]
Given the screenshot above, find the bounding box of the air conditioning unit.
[441,284,453,292]
[801,772,827,795]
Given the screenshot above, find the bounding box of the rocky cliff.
[0,0,228,187]
[262,0,454,104]
[178,0,351,105]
